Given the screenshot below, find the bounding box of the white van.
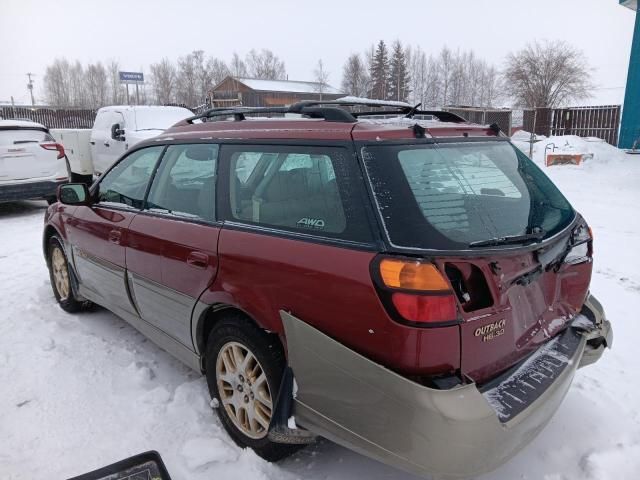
[90,105,193,175]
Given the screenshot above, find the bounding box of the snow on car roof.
[0,119,47,129]
[336,96,411,107]
[235,77,342,95]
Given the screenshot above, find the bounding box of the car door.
[125,143,220,349]
[108,110,127,163]
[92,111,126,175]
[67,145,165,316]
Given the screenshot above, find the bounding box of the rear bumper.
[281,293,611,479]
[0,179,67,202]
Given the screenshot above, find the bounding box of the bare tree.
[150,58,177,104]
[245,49,286,80]
[341,53,369,97]
[503,40,593,108]
[207,57,229,87]
[107,60,125,104]
[44,58,71,106]
[439,46,454,106]
[229,52,247,77]
[85,62,108,108]
[176,51,200,107]
[313,59,330,100]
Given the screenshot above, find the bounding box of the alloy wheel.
[51,247,70,300]
[216,341,273,439]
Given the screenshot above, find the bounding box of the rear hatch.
[0,126,59,181]
[361,139,593,383]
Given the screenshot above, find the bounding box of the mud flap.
[268,366,316,445]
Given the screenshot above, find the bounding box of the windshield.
[132,108,192,131]
[0,128,52,145]
[362,141,575,250]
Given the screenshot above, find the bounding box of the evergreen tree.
[369,40,390,100]
[388,40,411,102]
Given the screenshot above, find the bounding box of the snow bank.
[511,131,629,166]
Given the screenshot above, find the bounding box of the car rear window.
[362,141,575,250]
[0,128,53,145]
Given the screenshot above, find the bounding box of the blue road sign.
[119,71,144,83]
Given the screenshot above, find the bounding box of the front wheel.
[205,313,302,461]
[47,236,92,313]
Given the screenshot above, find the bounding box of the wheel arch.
[194,302,285,372]
[43,224,63,261]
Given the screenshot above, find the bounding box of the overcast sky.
[0,0,636,106]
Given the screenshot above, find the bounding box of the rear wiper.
[13,140,38,144]
[469,231,545,248]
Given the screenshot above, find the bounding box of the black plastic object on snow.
[66,450,173,480]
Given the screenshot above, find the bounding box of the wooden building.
[208,77,344,108]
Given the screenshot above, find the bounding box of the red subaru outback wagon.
[44,101,612,479]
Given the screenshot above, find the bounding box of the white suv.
[0,120,69,203]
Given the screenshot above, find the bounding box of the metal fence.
[0,106,96,129]
[523,105,621,146]
[443,107,513,137]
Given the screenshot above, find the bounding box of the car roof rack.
[183,100,469,125]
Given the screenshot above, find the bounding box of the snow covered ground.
[1,136,639,480]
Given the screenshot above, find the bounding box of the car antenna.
[489,122,505,136]
[412,123,427,138]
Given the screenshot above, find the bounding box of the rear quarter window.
[220,145,372,243]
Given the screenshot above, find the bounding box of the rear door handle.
[187,251,209,269]
[108,229,121,244]
[104,142,110,147]
[89,141,96,145]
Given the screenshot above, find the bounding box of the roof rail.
[185,104,356,124]
[289,100,468,123]
[183,100,469,125]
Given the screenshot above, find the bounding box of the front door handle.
[187,251,209,269]
[104,141,110,147]
[108,229,121,244]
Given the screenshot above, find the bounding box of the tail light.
[40,142,65,159]
[373,257,459,326]
[564,221,593,265]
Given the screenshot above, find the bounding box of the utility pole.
[26,73,36,106]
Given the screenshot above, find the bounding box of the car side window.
[224,146,371,242]
[146,144,218,221]
[96,146,164,209]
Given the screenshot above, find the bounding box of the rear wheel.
[47,236,91,312]
[205,313,301,461]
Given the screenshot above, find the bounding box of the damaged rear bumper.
[280,293,611,479]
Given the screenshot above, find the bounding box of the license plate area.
[480,325,584,422]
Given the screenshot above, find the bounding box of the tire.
[205,312,302,462]
[47,236,92,313]
[45,196,57,205]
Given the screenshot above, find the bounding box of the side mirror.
[58,183,91,205]
[110,123,125,141]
